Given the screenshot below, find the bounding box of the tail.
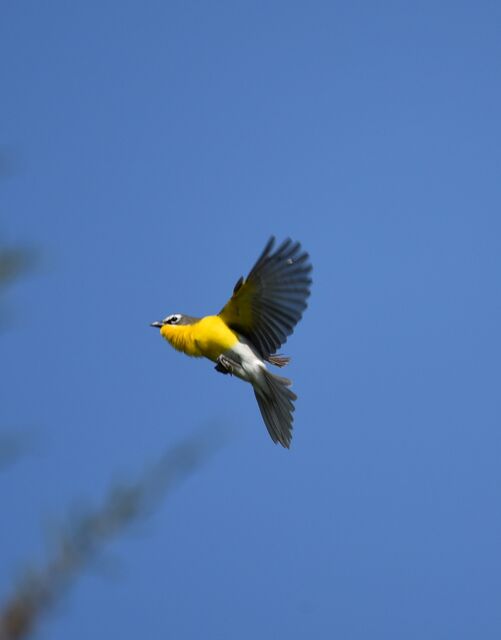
[253,369,297,448]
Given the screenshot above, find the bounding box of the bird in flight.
[151,237,312,447]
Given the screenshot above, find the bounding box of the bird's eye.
[165,314,181,324]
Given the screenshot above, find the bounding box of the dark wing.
[218,237,312,359]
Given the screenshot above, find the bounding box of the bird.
[151,237,312,447]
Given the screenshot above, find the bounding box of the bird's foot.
[215,355,235,375]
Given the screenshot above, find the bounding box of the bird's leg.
[215,354,238,375]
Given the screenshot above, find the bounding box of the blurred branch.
[0,249,35,289]
[0,432,33,472]
[0,152,227,640]
[0,241,38,465]
[0,146,37,315]
[0,429,226,640]
[0,246,37,330]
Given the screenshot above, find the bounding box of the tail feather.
[253,370,297,448]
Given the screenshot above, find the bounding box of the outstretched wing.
[218,237,312,359]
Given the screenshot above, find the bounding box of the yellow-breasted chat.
[151,237,312,448]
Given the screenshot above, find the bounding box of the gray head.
[150,313,199,328]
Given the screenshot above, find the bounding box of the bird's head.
[150,313,200,345]
[150,313,184,329]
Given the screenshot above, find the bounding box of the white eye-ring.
[164,313,181,325]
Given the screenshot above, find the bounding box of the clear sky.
[1,1,500,638]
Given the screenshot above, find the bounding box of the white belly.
[224,340,266,384]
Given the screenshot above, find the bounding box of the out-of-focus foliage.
[0,248,34,288]
[0,150,226,639]
[0,245,37,332]
[1,152,37,468]
[0,430,224,640]
[0,243,37,468]
[0,148,36,323]
[0,432,31,472]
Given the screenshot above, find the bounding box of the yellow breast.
[160,315,239,361]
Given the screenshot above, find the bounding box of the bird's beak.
[150,321,163,328]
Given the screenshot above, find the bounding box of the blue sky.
[1,1,500,638]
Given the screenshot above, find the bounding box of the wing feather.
[218,237,312,359]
